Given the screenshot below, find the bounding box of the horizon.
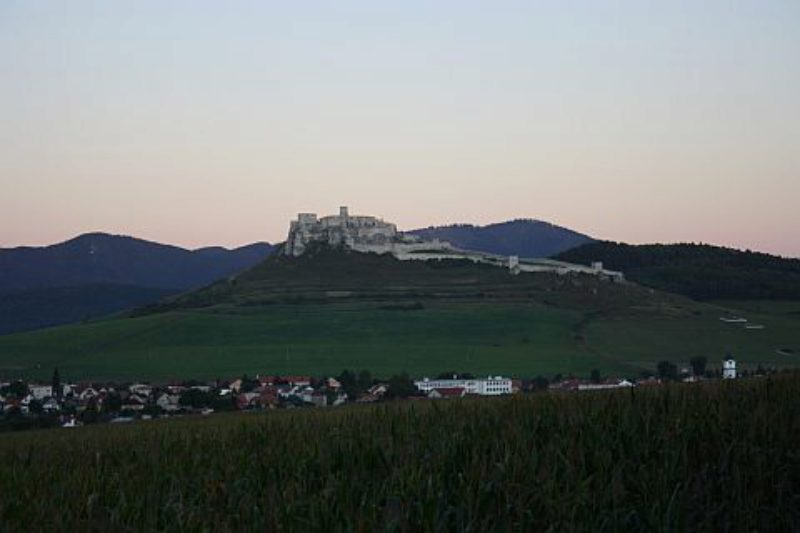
[3,214,799,259]
[2,2,798,256]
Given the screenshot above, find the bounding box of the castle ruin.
[283,206,624,282]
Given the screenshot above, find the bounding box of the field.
[0,374,797,530]
[0,299,799,382]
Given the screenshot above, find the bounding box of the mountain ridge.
[0,232,274,292]
[407,219,594,258]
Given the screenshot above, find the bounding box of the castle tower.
[723,355,736,379]
[339,206,349,219]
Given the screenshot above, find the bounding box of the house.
[284,376,312,387]
[30,385,53,400]
[723,355,737,379]
[356,394,381,403]
[122,394,148,411]
[166,385,186,395]
[42,398,60,412]
[79,387,99,401]
[306,390,327,408]
[258,386,280,408]
[237,392,261,409]
[428,387,466,399]
[578,378,634,391]
[156,393,181,412]
[129,383,153,397]
[326,377,342,390]
[548,379,582,392]
[368,383,388,397]
[636,377,663,387]
[299,386,316,404]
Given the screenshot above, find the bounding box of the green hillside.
[0,247,798,381]
[556,241,800,300]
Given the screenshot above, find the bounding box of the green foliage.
[386,372,417,398]
[103,392,122,413]
[0,381,28,399]
[557,241,800,300]
[51,368,61,398]
[0,375,797,530]
[657,360,678,381]
[180,389,213,409]
[690,356,707,376]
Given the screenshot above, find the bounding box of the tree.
[81,398,99,424]
[690,356,707,377]
[103,392,122,413]
[590,369,602,383]
[28,399,43,414]
[239,375,258,393]
[528,376,549,391]
[357,369,373,391]
[657,360,678,381]
[386,373,417,399]
[180,389,213,409]
[52,368,61,398]
[1,380,28,399]
[337,369,360,400]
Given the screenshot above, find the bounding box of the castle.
[284,206,624,281]
[284,206,450,257]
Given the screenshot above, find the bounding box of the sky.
[1,1,799,256]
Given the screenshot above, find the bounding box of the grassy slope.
[1,248,798,381]
[0,299,798,381]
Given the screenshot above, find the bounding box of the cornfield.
[0,375,798,531]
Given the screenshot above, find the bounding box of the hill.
[0,233,274,292]
[556,242,800,300]
[1,246,798,381]
[407,219,593,258]
[0,234,274,334]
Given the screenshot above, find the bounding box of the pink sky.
[2,2,798,257]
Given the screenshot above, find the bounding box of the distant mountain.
[0,233,274,334]
[556,241,800,300]
[407,219,593,258]
[0,233,274,292]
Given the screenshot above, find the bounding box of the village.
[0,355,762,432]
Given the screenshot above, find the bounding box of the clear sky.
[2,1,798,256]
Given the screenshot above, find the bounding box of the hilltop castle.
[284,206,448,257]
[284,206,624,282]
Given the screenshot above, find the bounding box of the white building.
[30,385,53,400]
[414,376,513,396]
[723,356,737,379]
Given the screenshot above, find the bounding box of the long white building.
[414,376,513,396]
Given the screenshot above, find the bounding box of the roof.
[431,387,465,397]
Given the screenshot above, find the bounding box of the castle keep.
[285,206,400,256]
